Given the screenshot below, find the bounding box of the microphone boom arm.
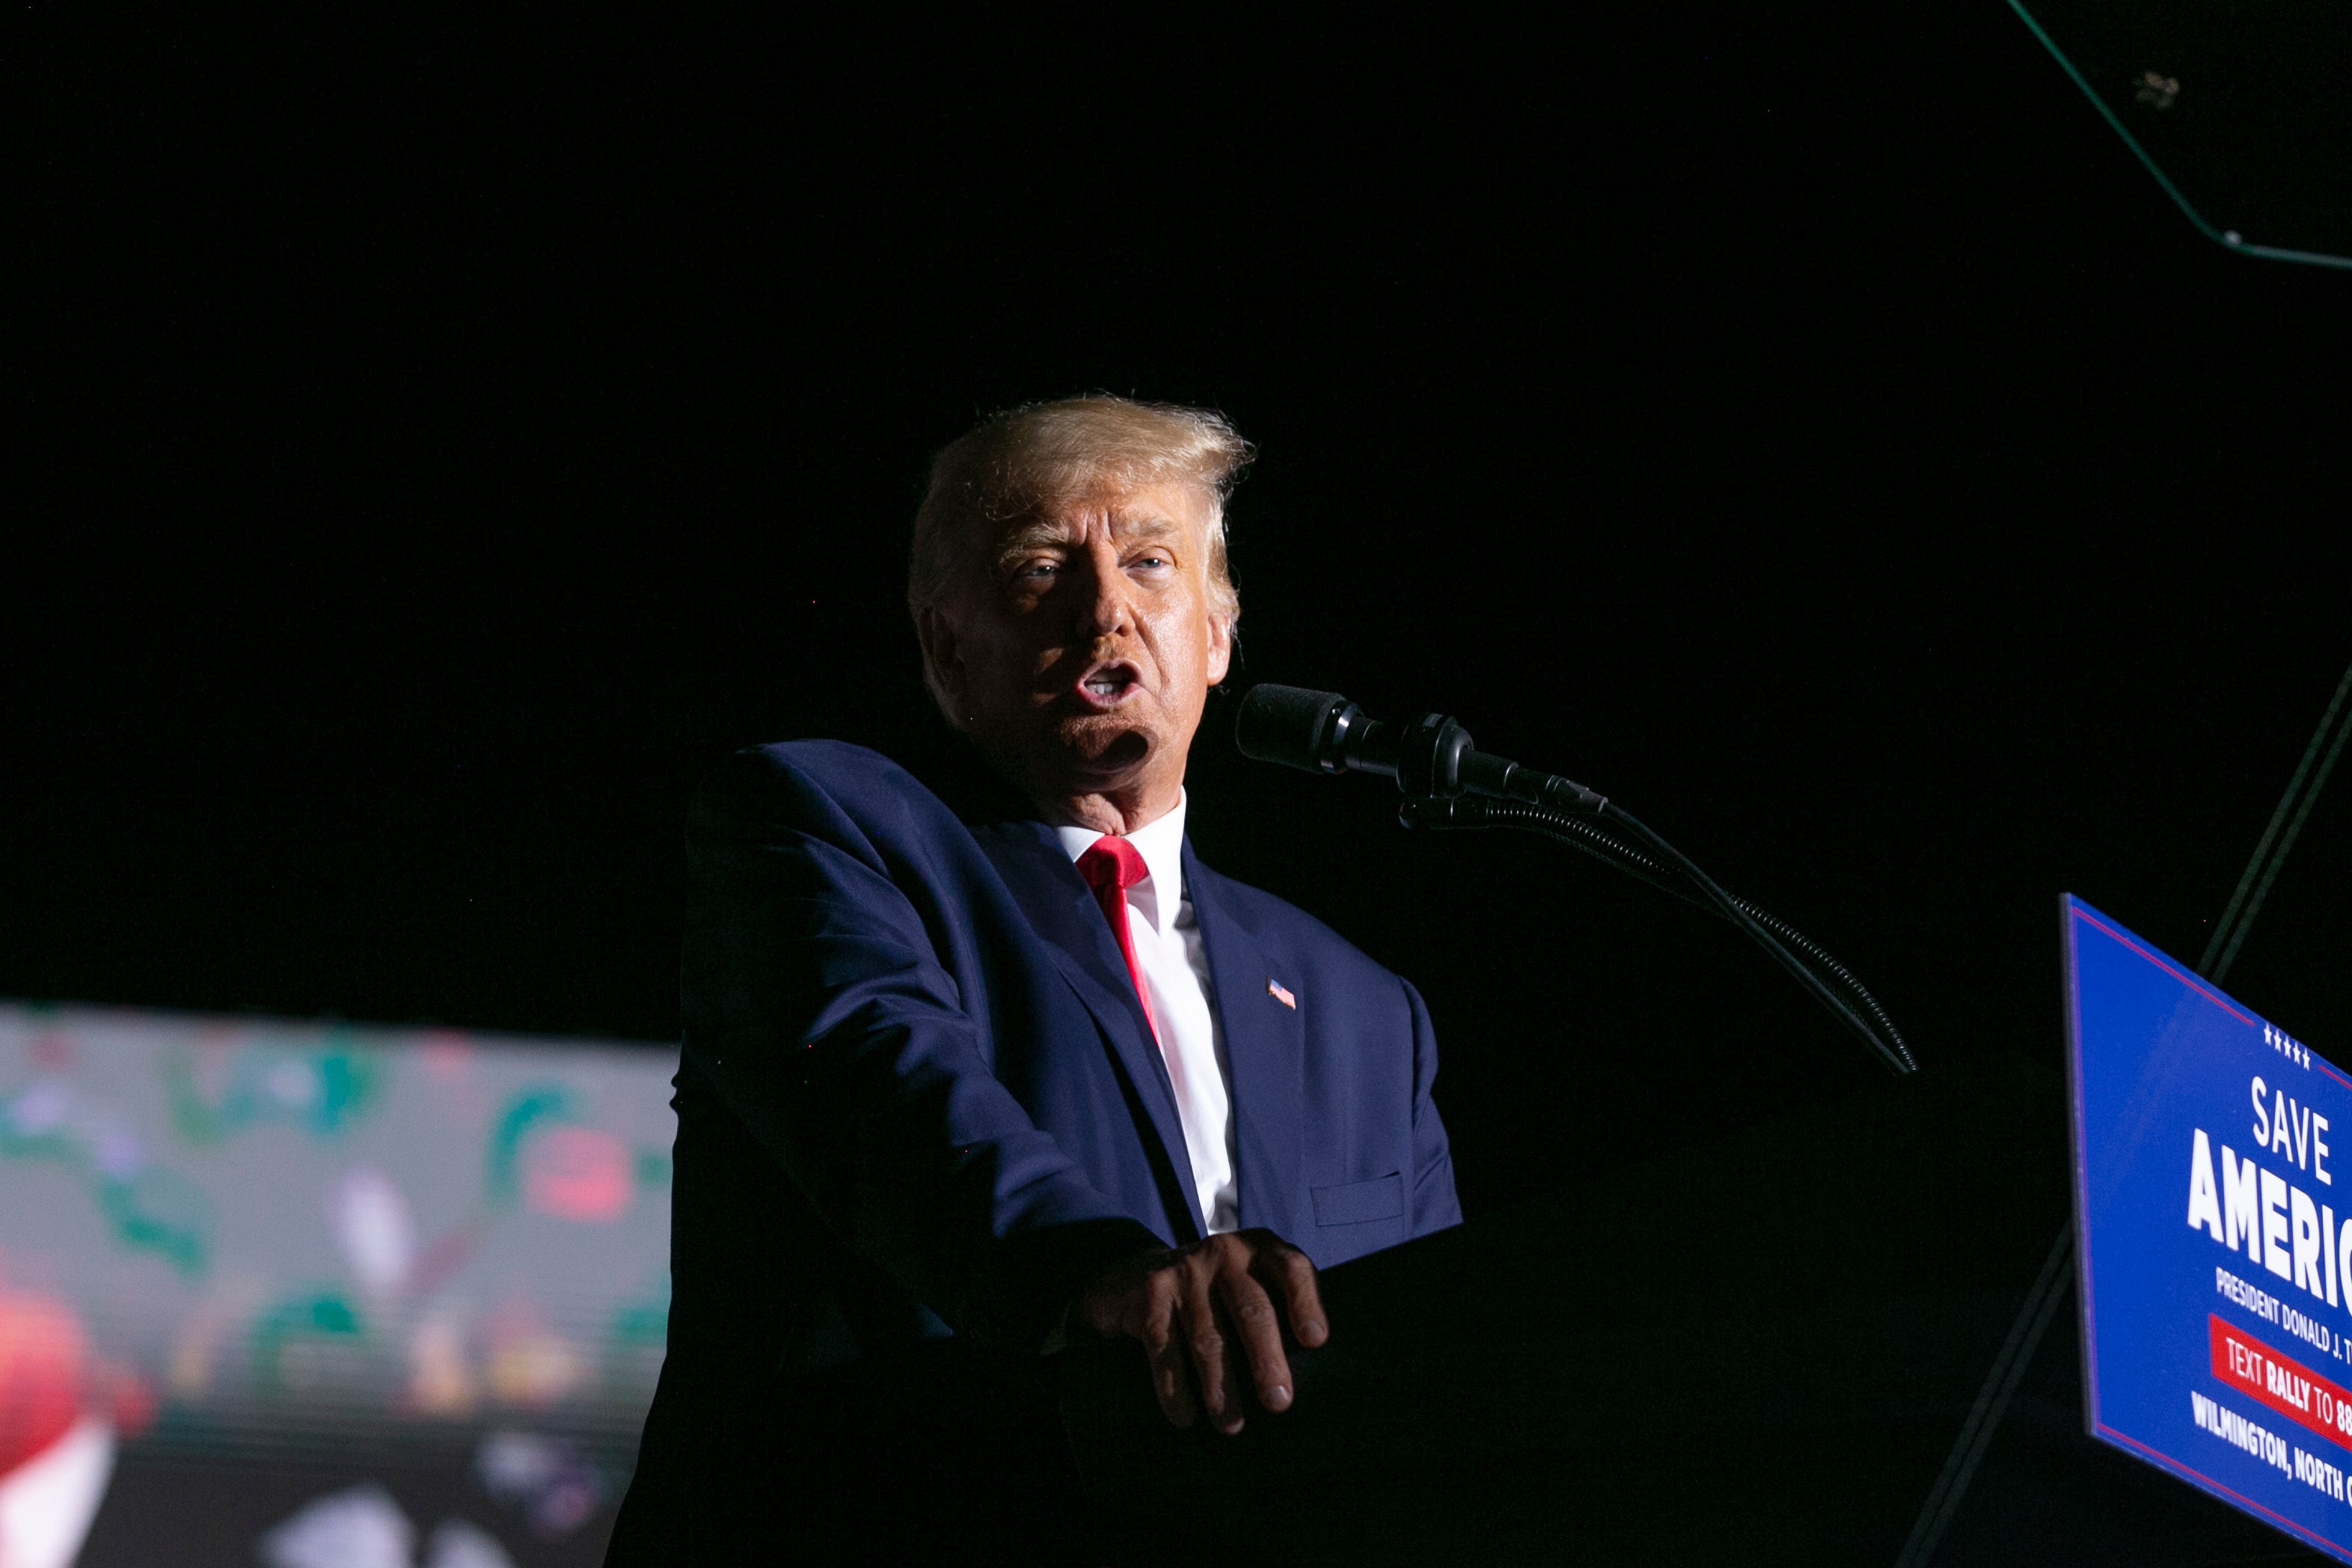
[1237,684,1918,1077]
[1403,796,1916,1076]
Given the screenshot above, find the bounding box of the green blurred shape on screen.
[2011,0,2351,269]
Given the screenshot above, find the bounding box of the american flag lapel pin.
[1266,977,1296,1010]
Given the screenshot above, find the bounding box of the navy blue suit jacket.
[623,740,1460,1532]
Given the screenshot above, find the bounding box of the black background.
[13,7,2346,1231]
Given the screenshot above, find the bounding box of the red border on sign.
[2069,907,2352,1091]
[2096,1422,2350,1558]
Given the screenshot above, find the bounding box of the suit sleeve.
[680,749,1160,1350]
[1401,976,1465,1235]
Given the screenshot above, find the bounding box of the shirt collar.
[1054,791,1188,937]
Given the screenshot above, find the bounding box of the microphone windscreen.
[1235,684,1351,771]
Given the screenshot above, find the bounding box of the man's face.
[920,480,1233,826]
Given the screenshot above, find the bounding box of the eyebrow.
[991,513,1186,569]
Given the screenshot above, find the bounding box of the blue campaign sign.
[2066,894,2352,1558]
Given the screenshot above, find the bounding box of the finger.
[1183,1264,1240,1433]
[1141,1282,1195,1429]
[1218,1267,1294,1414]
[1256,1244,1328,1348]
[1219,1296,1254,1435]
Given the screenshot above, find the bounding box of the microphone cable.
[1403,794,1917,1076]
[1237,682,1916,1077]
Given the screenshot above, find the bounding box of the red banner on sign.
[2211,1315,2352,1454]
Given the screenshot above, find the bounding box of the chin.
[1045,718,1157,783]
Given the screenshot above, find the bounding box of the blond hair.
[907,394,1251,626]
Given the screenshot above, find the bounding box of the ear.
[1204,610,1234,687]
[914,604,968,722]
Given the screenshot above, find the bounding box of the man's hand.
[1074,1228,1327,1436]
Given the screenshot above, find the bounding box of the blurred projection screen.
[2010,0,2351,268]
[0,1002,674,1565]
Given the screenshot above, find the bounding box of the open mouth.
[1073,662,1142,708]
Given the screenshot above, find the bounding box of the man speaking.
[609,396,1463,1561]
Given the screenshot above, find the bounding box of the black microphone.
[1234,684,1607,812]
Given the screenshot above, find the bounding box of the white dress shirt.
[1056,793,1238,1235]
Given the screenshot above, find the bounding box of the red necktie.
[1077,836,1160,1044]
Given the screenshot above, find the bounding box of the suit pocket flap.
[1311,1172,1405,1227]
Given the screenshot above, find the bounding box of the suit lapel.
[970,818,1205,1240]
[1184,844,1310,1243]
